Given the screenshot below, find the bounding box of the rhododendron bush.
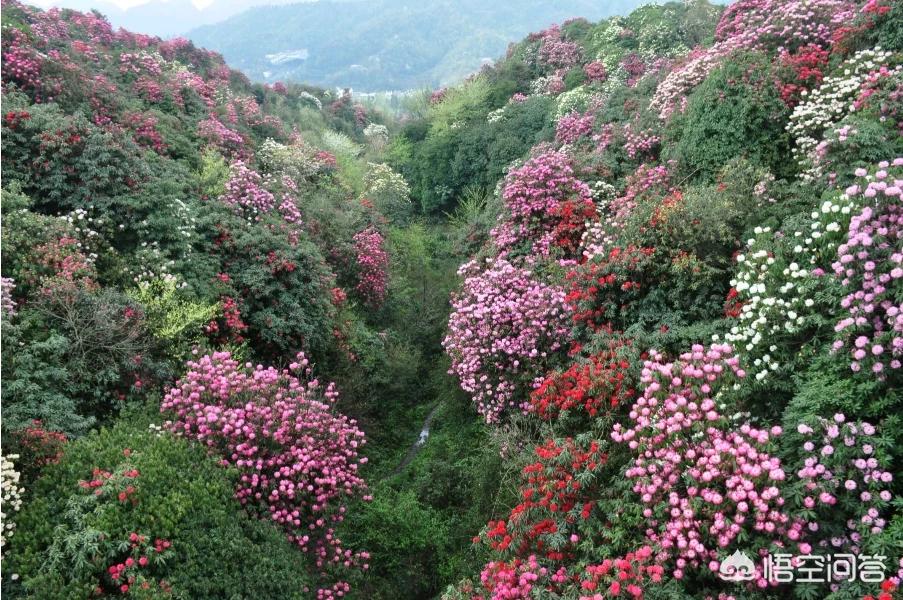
[162,351,370,593]
[444,258,571,422]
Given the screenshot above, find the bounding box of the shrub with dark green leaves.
[6,414,315,599]
[664,51,793,181]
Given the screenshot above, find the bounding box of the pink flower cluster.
[652,0,857,118]
[795,415,893,551]
[197,116,246,158]
[623,124,661,160]
[352,227,389,308]
[443,258,570,422]
[2,27,43,94]
[218,161,276,217]
[612,344,804,583]
[583,61,608,83]
[621,53,646,87]
[556,112,595,145]
[162,351,371,590]
[118,52,163,77]
[123,111,166,154]
[278,193,303,224]
[1,277,17,317]
[537,25,581,69]
[133,76,164,103]
[831,161,903,376]
[492,149,592,256]
[479,555,547,599]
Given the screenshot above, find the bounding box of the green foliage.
[664,52,793,181]
[7,413,315,599]
[127,278,219,361]
[197,149,230,199]
[1,289,162,438]
[197,207,338,360]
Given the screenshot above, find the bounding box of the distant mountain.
[28,0,308,37]
[186,0,650,91]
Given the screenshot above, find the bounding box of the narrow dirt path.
[391,403,441,475]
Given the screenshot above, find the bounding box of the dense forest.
[0,0,901,599]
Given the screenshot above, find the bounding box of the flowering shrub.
[612,343,805,584]
[352,227,389,307]
[651,0,858,119]
[787,49,901,180]
[363,123,389,150]
[578,546,665,598]
[530,340,636,422]
[581,163,673,260]
[623,123,660,160]
[258,137,330,184]
[1,276,17,316]
[197,115,246,158]
[556,111,596,145]
[482,437,608,562]
[363,162,412,220]
[1,453,24,554]
[726,160,902,382]
[162,351,370,592]
[24,234,98,295]
[492,149,594,257]
[217,160,276,218]
[5,420,67,484]
[9,418,321,598]
[443,258,570,422]
[537,25,582,69]
[791,415,894,553]
[776,44,830,107]
[479,555,547,599]
[831,197,902,378]
[566,245,656,333]
[583,61,608,82]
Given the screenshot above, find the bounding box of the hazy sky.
[31,0,219,10]
[23,0,315,36]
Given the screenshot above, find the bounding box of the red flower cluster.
[565,246,656,331]
[551,199,598,256]
[4,110,31,129]
[530,340,635,420]
[723,287,744,318]
[9,420,67,478]
[484,438,607,562]
[863,579,899,600]
[777,44,829,106]
[579,545,664,599]
[205,295,248,344]
[96,532,174,597]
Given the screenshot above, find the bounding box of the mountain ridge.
[186,0,652,91]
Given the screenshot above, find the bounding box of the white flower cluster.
[363,123,389,149]
[555,85,593,119]
[787,48,900,179]
[60,208,103,240]
[130,240,182,288]
[258,137,324,182]
[487,107,507,124]
[589,180,618,202]
[320,130,362,159]
[299,90,322,110]
[1,453,24,554]
[724,192,862,382]
[364,162,410,199]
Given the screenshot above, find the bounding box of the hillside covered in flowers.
[1,0,902,599]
